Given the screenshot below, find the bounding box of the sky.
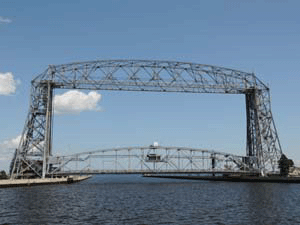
[0,0,300,171]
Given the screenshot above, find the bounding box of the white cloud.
[0,72,20,95]
[293,160,300,167]
[0,135,21,160]
[0,135,43,156]
[53,90,102,114]
[0,16,12,24]
[0,135,21,150]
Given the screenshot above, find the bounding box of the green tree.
[278,154,294,176]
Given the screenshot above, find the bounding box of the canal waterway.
[1,175,300,224]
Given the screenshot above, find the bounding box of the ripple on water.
[1,175,300,224]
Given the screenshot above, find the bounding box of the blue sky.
[0,0,300,171]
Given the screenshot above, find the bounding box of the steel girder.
[10,60,282,178]
[48,145,254,175]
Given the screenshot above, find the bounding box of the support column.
[246,90,255,158]
[42,82,53,178]
[245,88,262,171]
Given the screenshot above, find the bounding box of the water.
[1,175,300,224]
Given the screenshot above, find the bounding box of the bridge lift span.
[10,60,282,178]
[48,145,257,176]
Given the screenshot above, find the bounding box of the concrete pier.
[0,175,91,188]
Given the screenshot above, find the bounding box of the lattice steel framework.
[10,60,282,178]
[48,145,258,176]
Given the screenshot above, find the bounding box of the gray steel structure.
[48,145,259,176]
[10,60,282,178]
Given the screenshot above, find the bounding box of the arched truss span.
[49,145,255,175]
[10,60,282,178]
[33,60,268,93]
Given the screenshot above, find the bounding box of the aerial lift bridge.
[10,60,282,178]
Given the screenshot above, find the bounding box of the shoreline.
[143,174,300,183]
[0,175,92,188]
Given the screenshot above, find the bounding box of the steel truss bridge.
[10,59,282,178]
[48,145,258,176]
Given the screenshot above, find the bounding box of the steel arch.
[49,145,254,176]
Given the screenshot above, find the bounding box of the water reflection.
[1,176,300,224]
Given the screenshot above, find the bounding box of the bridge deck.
[54,169,259,176]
